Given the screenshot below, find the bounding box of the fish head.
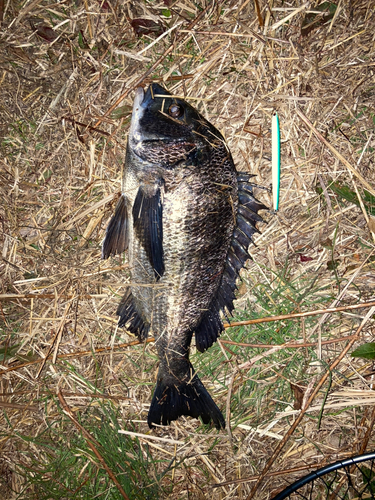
[129,83,223,166]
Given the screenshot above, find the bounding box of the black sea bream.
[102,83,266,429]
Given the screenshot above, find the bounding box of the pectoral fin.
[132,185,164,280]
[102,195,128,259]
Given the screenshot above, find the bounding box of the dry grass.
[1,1,375,499]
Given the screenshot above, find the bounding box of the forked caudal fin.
[148,364,225,430]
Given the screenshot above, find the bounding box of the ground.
[1,1,375,499]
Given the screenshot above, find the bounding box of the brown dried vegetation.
[1,1,375,499]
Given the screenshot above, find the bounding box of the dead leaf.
[299,254,314,262]
[36,25,59,43]
[131,18,165,37]
[290,382,306,410]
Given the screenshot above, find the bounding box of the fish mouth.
[141,83,171,107]
[129,87,145,143]
[129,84,180,147]
[134,86,145,108]
[131,82,171,121]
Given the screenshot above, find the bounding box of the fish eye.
[168,104,183,118]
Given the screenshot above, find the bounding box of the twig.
[177,29,264,40]
[0,0,4,24]
[57,390,130,500]
[253,0,264,27]
[0,389,131,400]
[61,116,112,137]
[221,335,357,349]
[358,405,375,456]
[223,300,375,328]
[225,368,234,443]
[0,292,112,301]
[0,401,38,411]
[118,429,182,445]
[317,366,332,429]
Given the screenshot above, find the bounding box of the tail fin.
[148,366,225,430]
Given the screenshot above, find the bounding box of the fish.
[102,83,266,429]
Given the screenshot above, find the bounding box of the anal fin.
[194,309,224,353]
[117,290,150,341]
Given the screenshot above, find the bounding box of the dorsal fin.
[102,195,128,259]
[132,184,164,280]
[194,172,267,352]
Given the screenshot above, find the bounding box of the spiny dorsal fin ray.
[233,227,251,249]
[102,195,128,259]
[194,172,267,352]
[237,213,259,238]
[231,238,250,264]
[238,172,268,212]
[238,192,267,220]
[132,184,164,280]
[237,173,256,182]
